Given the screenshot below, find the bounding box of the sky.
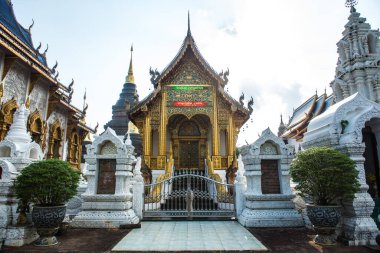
[10,0,380,146]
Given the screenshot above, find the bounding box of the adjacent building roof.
[282,92,335,141]
[0,0,95,133]
[0,0,46,66]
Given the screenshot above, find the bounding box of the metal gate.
[143,172,235,219]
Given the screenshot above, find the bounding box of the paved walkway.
[112,221,267,252]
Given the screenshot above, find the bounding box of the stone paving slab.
[112,221,268,252]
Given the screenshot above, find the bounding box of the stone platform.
[112,221,267,252]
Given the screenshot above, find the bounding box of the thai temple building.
[128,16,253,182]
[0,0,96,169]
[1,0,380,249]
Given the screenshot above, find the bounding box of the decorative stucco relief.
[29,81,48,120]
[3,63,28,106]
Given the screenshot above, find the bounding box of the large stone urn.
[32,205,66,246]
[306,205,342,245]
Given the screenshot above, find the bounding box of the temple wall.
[3,62,29,105]
[29,80,49,120]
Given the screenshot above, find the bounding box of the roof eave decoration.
[0,24,71,93]
[216,86,252,115]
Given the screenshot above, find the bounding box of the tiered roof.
[282,92,335,141]
[0,0,95,133]
[130,14,251,119]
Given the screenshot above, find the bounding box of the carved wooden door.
[97,159,116,194]
[179,141,199,169]
[261,159,280,194]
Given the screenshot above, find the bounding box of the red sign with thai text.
[172,101,208,107]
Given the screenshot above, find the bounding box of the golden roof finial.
[83,88,87,110]
[126,44,135,83]
[25,96,30,108]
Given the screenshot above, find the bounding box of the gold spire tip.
[126,45,135,83]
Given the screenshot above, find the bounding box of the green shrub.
[290,147,360,205]
[15,160,80,206]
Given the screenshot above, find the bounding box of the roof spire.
[126,44,135,83]
[345,0,358,13]
[278,114,286,137]
[83,88,87,110]
[187,11,191,36]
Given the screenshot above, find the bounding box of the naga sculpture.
[68,79,74,92]
[239,92,244,106]
[52,61,58,74]
[28,19,34,33]
[219,68,229,86]
[36,42,42,51]
[248,96,254,114]
[68,88,74,103]
[149,67,160,88]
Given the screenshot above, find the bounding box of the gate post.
[234,169,246,217]
[133,157,144,220]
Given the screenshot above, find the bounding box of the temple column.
[144,114,151,168]
[212,90,221,169]
[227,113,234,166]
[158,93,167,169]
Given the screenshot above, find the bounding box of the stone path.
[112,220,267,252]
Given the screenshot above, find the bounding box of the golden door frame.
[169,116,209,170]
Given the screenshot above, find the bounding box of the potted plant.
[15,160,80,246]
[290,147,360,245]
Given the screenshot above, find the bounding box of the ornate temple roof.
[0,0,95,133]
[0,0,49,66]
[282,92,335,141]
[130,14,251,119]
[154,14,224,87]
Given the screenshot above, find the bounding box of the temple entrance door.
[179,140,199,169]
[363,126,380,198]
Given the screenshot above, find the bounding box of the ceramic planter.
[32,205,66,246]
[306,204,342,245]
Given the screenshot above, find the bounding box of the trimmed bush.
[15,160,80,206]
[290,147,360,205]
